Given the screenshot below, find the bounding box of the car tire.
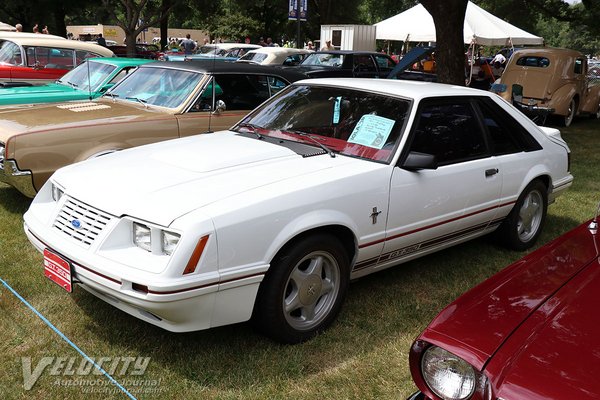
[498,180,547,251]
[563,98,577,127]
[252,234,350,344]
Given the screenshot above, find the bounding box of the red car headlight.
[410,341,492,400]
[421,346,476,400]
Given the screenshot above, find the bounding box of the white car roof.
[246,47,310,55]
[0,37,115,56]
[295,78,490,101]
[0,32,66,40]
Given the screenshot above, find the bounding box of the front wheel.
[498,180,548,251]
[252,234,350,344]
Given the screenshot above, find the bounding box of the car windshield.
[0,40,23,65]
[108,67,203,108]
[57,60,116,92]
[301,53,344,67]
[233,84,411,163]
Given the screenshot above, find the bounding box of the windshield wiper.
[290,130,336,158]
[104,92,119,101]
[66,81,79,89]
[237,122,264,139]
[126,96,148,108]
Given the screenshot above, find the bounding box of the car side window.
[475,100,521,155]
[267,76,288,95]
[191,74,275,113]
[409,101,487,165]
[574,58,585,75]
[353,55,377,73]
[374,54,395,72]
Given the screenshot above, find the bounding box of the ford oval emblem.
[70,219,82,229]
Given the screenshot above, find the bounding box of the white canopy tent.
[0,22,16,32]
[374,1,543,46]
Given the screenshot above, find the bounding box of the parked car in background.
[0,57,151,106]
[491,47,600,126]
[237,47,311,66]
[0,61,307,196]
[407,205,600,400]
[23,79,572,344]
[294,50,396,78]
[108,44,161,59]
[0,37,114,86]
[166,43,261,62]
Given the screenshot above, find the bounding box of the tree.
[101,0,177,56]
[420,0,468,85]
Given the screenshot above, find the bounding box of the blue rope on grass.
[0,277,138,400]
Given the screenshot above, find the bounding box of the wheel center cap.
[299,275,323,305]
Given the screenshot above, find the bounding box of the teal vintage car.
[0,57,152,106]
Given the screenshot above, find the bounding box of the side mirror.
[402,151,437,171]
[212,99,226,115]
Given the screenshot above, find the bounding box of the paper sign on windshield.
[347,114,395,149]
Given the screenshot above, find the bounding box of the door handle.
[485,168,499,177]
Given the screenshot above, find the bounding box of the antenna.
[206,47,217,133]
[206,75,216,133]
[86,58,92,101]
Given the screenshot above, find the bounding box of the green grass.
[0,118,598,399]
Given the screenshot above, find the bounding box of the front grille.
[53,197,113,247]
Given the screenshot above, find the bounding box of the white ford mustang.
[24,78,573,343]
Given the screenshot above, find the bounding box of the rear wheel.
[563,98,577,127]
[498,180,547,251]
[252,234,349,344]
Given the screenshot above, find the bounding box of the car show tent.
[374,1,543,46]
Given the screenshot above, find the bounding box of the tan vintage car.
[491,47,600,126]
[0,61,307,196]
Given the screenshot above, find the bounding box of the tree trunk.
[421,0,468,85]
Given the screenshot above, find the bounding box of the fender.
[580,85,600,114]
[550,84,577,116]
[264,209,360,270]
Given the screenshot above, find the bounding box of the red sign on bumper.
[43,249,72,293]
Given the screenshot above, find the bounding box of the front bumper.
[23,201,265,332]
[0,159,36,197]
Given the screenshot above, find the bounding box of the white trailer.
[319,25,376,51]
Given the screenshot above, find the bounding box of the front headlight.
[421,346,476,400]
[133,222,180,255]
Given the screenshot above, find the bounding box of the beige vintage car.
[0,61,307,196]
[492,47,600,126]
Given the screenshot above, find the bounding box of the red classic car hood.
[489,251,600,400]
[420,222,600,370]
[54,131,356,226]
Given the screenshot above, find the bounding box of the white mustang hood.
[55,131,348,226]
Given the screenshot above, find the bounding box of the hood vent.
[56,102,111,112]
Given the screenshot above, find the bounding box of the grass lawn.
[0,118,598,399]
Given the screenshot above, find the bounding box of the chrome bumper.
[0,159,36,197]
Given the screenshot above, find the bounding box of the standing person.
[42,25,49,34]
[32,24,39,33]
[305,41,314,50]
[266,37,274,47]
[181,34,196,55]
[96,33,107,47]
[15,23,23,32]
[321,40,334,51]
